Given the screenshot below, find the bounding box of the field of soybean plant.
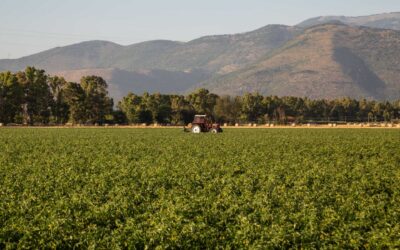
[0,128,399,249]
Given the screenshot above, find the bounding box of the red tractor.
[189,115,223,133]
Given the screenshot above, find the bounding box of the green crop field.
[0,128,399,249]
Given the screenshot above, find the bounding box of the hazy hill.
[200,24,400,100]
[0,25,300,100]
[0,25,299,74]
[0,41,124,72]
[1,13,400,100]
[298,12,400,30]
[54,68,210,101]
[149,25,301,74]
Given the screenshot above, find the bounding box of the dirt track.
[1,124,399,129]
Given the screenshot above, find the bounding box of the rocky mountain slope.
[0,25,300,75]
[200,24,400,100]
[1,13,400,100]
[298,12,400,30]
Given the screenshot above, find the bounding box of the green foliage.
[48,76,69,124]
[117,92,143,124]
[186,88,218,116]
[240,93,264,122]
[16,67,53,124]
[80,76,113,124]
[170,95,194,125]
[118,92,173,125]
[0,71,22,123]
[0,68,114,125]
[63,82,87,124]
[213,95,241,124]
[141,92,172,124]
[0,68,400,125]
[0,128,399,248]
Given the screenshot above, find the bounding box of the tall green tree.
[80,76,113,124]
[1,68,400,125]
[117,92,143,124]
[372,102,384,122]
[16,67,52,125]
[48,76,69,124]
[214,95,241,124]
[63,82,86,124]
[170,95,194,125]
[142,93,172,124]
[187,88,218,116]
[0,72,23,123]
[240,93,264,123]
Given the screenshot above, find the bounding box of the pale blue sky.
[1,0,399,59]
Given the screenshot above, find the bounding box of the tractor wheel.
[210,128,219,133]
[192,125,202,133]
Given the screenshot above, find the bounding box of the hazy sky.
[1,0,399,59]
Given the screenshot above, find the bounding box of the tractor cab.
[190,115,222,133]
[193,115,207,124]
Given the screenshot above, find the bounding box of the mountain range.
[1,12,400,101]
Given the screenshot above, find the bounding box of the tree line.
[0,67,399,125]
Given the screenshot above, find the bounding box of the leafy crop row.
[0,128,399,248]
